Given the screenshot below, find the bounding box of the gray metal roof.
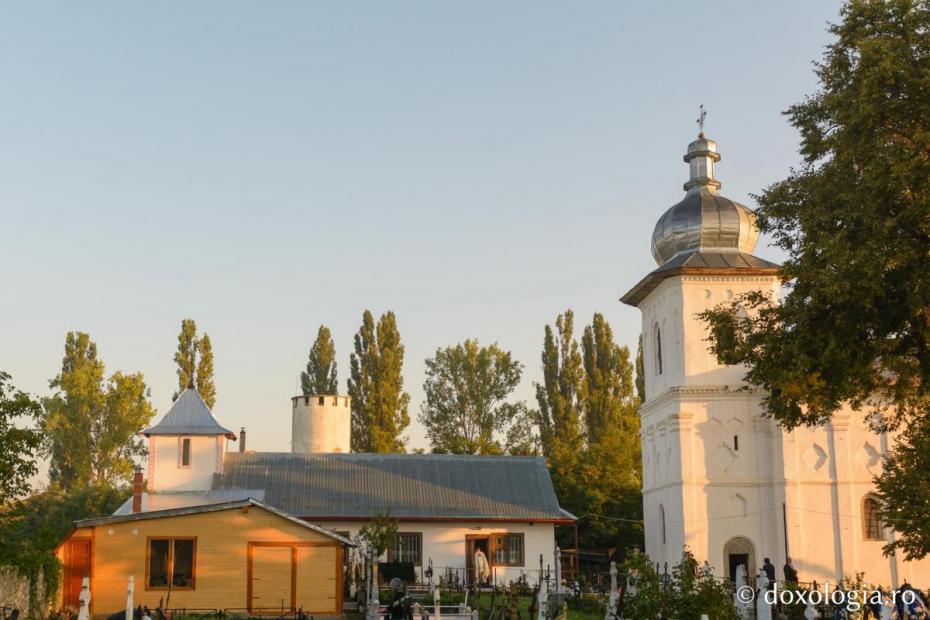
[620,250,780,307]
[112,488,265,516]
[77,498,354,545]
[142,388,236,438]
[212,452,574,522]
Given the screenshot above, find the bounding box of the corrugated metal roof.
[142,388,236,438]
[78,498,353,545]
[112,489,265,516]
[212,452,573,522]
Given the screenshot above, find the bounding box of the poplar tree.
[42,332,155,489]
[172,319,216,409]
[534,310,583,461]
[533,311,643,549]
[348,310,410,453]
[173,319,197,397]
[699,0,930,559]
[580,313,638,442]
[196,334,216,409]
[301,325,338,395]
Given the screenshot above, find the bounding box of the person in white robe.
[474,548,490,585]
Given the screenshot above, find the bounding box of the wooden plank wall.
[59,507,342,617]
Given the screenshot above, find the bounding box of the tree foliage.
[42,332,155,490]
[301,325,338,396]
[172,319,216,409]
[581,314,638,442]
[621,549,739,620]
[419,339,533,455]
[358,511,399,557]
[534,310,583,462]
[534,311,642,550]
[196,333,216,409]
[698,0,930,559]
[0,372,43,503]
[348,310,410,453]
[0,484,130,609]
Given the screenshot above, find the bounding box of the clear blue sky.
[1,1,842,455]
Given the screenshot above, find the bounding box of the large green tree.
[172,319,216,408]
[0,372,43,503]
[348,310,410,453]
[42,332,155,490]
[301,325,338,396]
[419,339,533,455]
[699,0,930,560]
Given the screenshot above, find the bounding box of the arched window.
[655,323,663,376]
[862,495,884,541]
[659,504,667,545]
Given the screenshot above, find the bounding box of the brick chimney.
[239,427,246,453]
[132,467,144,514]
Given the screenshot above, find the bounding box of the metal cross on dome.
[697,104,707,136]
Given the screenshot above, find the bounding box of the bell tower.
[621,126,782,574]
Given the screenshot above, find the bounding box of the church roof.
[621,250,780,306]
[211,452,575,522]
[650,134,761,266]
[141,387,236,439]
[622,130,781,307]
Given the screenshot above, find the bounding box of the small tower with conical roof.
[142,386,237,492]
[621,125,782,574]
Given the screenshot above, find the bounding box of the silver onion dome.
[650,134,760,266]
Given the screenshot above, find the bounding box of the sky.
[1,1,844,457]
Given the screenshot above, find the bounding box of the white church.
[621,131,930,586]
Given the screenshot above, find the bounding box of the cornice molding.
[641,385,765,415]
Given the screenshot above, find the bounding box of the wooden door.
[250,546,294,614]
[63,539,92,610]
[295,546,339,614]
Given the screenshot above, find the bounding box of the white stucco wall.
[148,434,226,492]
[637,272,930,587]
[311,521,557,585]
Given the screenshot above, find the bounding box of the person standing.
[762,558,776,587]
[474,548,490,585]
[783,557,798,584]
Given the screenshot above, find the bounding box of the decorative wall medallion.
[802,443,828,470]
[854,441,881,472]
[729,493,748,518]
[715,443,736,473]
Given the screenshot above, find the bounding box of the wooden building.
[57,499,351,617]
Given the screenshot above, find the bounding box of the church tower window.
[655,324,663,375]
[659,504,667,545]
[179,437,192,468]
[862,495,884,540]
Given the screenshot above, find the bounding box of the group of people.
[760,556,798,585]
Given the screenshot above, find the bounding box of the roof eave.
[621,265,782,307]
